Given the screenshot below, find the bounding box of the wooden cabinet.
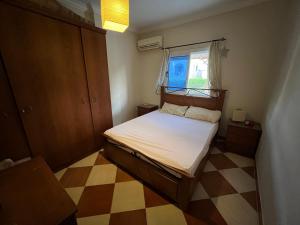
[0,157,77,225]
[0,1,112,170]
[81,28,113,148]
[225,120,262,158]
[137,104,159,116]
[0,56,31,161]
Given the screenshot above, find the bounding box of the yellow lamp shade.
[101,0,129,32]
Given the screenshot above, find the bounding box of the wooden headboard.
[160,86,226,111]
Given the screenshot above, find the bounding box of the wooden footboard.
[104,140,211,210]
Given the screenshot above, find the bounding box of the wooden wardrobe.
[0,0,113,170]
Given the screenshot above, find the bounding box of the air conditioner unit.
[137,36,163,51]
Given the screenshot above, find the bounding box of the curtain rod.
[162,37,226,50]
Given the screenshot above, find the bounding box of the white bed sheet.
[104,110,218,177]
[107,138,184,178]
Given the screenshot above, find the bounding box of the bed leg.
[103,140,110,157]
[177,177,195,211]
[178,197,189,211]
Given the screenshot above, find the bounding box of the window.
[167,49,209,93]
[168,56,189,89]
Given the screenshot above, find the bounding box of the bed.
[103,86,226,209]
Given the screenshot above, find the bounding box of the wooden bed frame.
[104,86,226,210]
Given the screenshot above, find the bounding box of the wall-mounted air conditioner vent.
[137,36,163,51]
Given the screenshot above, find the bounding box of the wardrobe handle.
[20,106,32,114]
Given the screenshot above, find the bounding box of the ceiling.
[70,0,270,33]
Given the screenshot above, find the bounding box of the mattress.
[104,110,218,177]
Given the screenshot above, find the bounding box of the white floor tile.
[55,168,67,180]
[65,187,84,205]
[204,161,217,172]
[146,204,187,225]
[111,180,145,213]
[70,152,99,168]
[211,147,222,154]
[212,194,258,225]
[86,164,117,186]
[77,214,110,225]
[220,168,256,193]
[224,152,255,167]
[191,182,209,201]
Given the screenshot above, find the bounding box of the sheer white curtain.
[208,41,222,92]
[156,49,170,94]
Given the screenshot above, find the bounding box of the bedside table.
[137,104,158,116]
[225,120,262,158]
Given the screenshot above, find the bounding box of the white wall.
[256,0,300,224]
[106,31,141,125]
[138,1,286,134]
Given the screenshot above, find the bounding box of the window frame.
[166,47,210,95]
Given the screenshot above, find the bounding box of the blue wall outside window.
[167,56,189,90]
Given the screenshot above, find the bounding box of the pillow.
[185,106,221,123]
[160,102,188,117]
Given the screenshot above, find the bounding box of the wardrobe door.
[0,3,95,169]
[0,55,31,161]
[81,28,113,148]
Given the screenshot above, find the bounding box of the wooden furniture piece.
[0,56,31,161]
[104,86,226,210]
[0,0,112,170]
[81,28,113,148]
[225,120,262,158]
[137,104,159,116]
[0,157,77,225]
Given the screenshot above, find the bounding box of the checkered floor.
[55,147,258,225]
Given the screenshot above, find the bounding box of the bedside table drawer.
[225,121,262,158]
[226,141,256,158]
[226,135,258,149]
[227,126,258,139]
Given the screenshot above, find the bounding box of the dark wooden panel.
[0,157,77,225]
[0,3,95,169]
[148,168,178,199]
[0,55,31,161]
[81,28,113,148]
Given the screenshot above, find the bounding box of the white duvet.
[104,110,218,176]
